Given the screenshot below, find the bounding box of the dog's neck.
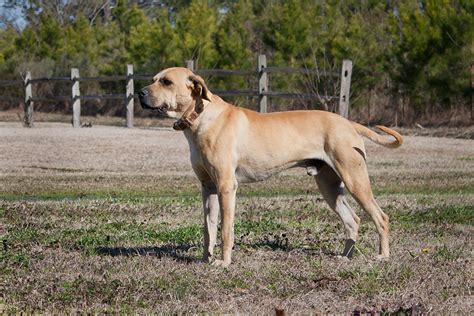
[173,98,205,131]
[174,95,228,134]
[182,97,228,136]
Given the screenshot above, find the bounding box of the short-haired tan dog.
[139,67,402,267]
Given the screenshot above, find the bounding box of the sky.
[0,0,27,29]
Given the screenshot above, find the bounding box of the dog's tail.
[351,122,403,148]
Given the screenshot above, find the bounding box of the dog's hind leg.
[201,181,219,262]
[332,151,390,259]
[314,164,360,258]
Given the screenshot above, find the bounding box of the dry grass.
[1,122,473,313]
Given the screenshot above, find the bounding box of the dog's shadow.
[96,239,340,263]
[95,244,199,263]
[237,233,340,257]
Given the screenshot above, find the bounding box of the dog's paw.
[375,254,389,260]
[202,254,213,263]
[211,259,231,268]
[335,255,350,262]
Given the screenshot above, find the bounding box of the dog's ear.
[188,74,211,101]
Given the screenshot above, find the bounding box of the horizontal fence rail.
[263,66,340,77]
[130,74,154,81]
[0,96,22,101]
[29,77,71,83]
[0,55,352,128]
[213,89,258,97]
[0,80,23,87]
[195,69,257,77]
[262,92,336,99]
[30,96,71,102]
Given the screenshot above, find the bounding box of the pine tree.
[175,0,218,69]
[0,26,18,76]
[388,0,473,112]
[213,0,254,96]
[128,9,182,73]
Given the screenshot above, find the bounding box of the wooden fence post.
[71,68,81,128]
[126,64,134,128]
[258,54,268,113]
[338,59,352,118]
[470,63,473,121]
[24,71,34,127]
[186,60,194,71]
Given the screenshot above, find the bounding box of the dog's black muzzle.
[138,89,152,109]
[138,89,168,114]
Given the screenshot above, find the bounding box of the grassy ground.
[1,122,473,313]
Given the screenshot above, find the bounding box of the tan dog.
[139,67,403,267]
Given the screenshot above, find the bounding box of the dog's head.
[138,67,211,118]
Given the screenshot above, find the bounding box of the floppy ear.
[188,74,211,101]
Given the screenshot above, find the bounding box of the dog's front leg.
[201,182,219,262]
[213,177,238,267]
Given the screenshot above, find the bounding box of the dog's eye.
[160,78,173,86]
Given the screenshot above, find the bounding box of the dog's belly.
[235,158,327,183]
[235,163,297,183]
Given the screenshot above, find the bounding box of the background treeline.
[0,0,472,125]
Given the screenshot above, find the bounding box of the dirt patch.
[0,122,191,177]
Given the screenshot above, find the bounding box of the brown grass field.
[0,121,473,313]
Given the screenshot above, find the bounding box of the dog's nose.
[139,89,152,109]
[138,89,148,98]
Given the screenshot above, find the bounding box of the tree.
[260,0,314,67]
[215,0,253,70]
[24,0,109,27]
[175,0,218,69]
[388,0,473,116]
[328,1,390,115]
[213,0,254,95]
[128,9,182,72]
[0,26,19,76]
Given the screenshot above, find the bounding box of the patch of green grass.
[5,227,41,244]
[3,182,473,203]
[337,269,355,280]
[1,190,315,203]
[458,156,474,161]
[153,225,202,245]
[61,223,203,252]
[2,220,203,256]
[393,205,474,226]
[156,272,196,301]
[56,281,76,303]
[349,267,383,297]
[219,277,249,290]
[54,277,137,306]
[398,266,414,281]
[1,251,30,268]
[0,190,201,203]
[262,266,302,299]
[373,184,474,195]
[434,245,464,261]
[235,218,283,235]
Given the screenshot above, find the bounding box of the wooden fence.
[0,55,352,128]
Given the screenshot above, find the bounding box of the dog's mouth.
[151,105,168,115]
[140,100,168,115]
